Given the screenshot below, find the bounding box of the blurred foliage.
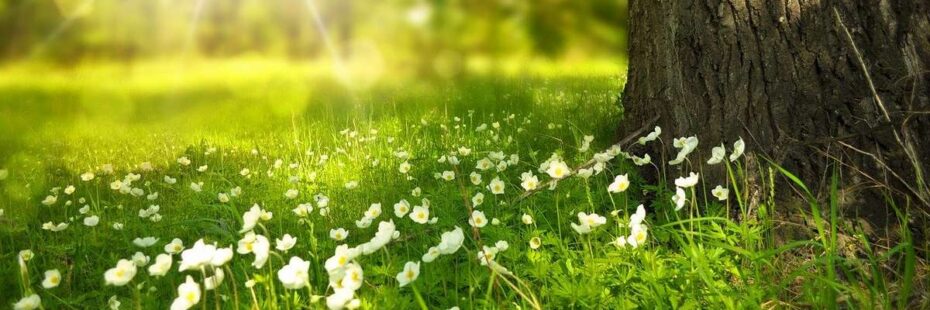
[0,0,627,76]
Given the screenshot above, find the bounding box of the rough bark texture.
[622,0,930,211]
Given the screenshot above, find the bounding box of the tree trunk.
[622,0,930,210]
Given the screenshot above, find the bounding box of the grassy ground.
[0,59,925,309]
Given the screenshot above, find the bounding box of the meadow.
[0,59,925,309]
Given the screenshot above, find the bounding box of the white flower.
[274,234,297,252]
[471,192,484,207]
[571,212,606,234]
[707,145,726,164]
[631,154,652,166]
[521,213,534,224]
[14,294,41,310]
[104,259,137,286]
[41,195,57,206]
[170,276,201,310]
[293,203,313,218]
[211,247,233,267]
[630,204,646,227]
[42,222,69,232]
[177,157,192,166]
[583,212,607,227]
[42,269,61,288]
[674,172,700,188]
[638,126,661,144]
[469,210,488,228]
[284,189,299,199]
[469,172,482,185]
[189,182,203,192]
[545,160,571,179]
[149,254,172,277]
[398,161,411,174]
[494,240,509,251]
[356,216,374,228]
[165,238,184,254]
[107,296,120,310]
[164,176,177,184]
[476,158,494,171]
[278,256,311,289]
[341,262,364,291]
[204,268,224,290]
[330,228,349,241]
[326,288,357,310]
[344,181,359,189]
[80,172,95,181]
[576,168,593,178]
[237,233,270,269]
[627,224,648,248]
[393,200,411,217]
[729,137,745,162]
[218,193,229,203]
[579,135,594,152]
[395,261,420,287]
[712,185,729,201]
[131,252,150,267]
[240,204,269,233]
[133,237,159,248]
[669,136,699,165]
[519,172,539,191]
[441,171,455,181]
[179,239,216,271]
[529,237,542,249]
[437,226,464,255]
[613,236,627,248]
[421,247,440,263]
[488,177,505,195]
[364,203,382,219]
[324,245,360,273]
[64,185,75,195]
[83,216,100,227]
[672,187,687,211]
[608,174,630,193]
[409,206,429,224]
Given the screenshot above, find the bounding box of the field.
[0,60,925,309]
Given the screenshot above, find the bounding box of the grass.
[0,59,926,309]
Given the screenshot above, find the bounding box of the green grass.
[0,60,925,309]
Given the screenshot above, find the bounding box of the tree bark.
[622,0,930,209]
